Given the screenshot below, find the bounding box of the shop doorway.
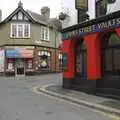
[15,59,25,76]
[75,39,86,77]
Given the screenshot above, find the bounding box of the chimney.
[41,6,50,18]
[0,9,2,21]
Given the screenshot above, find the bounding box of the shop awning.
[20,49,34,58]
[6,49,34,58]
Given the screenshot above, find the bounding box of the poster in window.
[75,0,88,10]
[8,63,13,70]
[0,50,5,72]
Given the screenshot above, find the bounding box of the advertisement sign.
[6,48,34,58]
[75,0,88,10]
[0,50,5,72]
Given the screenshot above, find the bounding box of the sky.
[0,0,67,20]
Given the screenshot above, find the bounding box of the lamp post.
[49,18,61,73]
[54,27,58,72]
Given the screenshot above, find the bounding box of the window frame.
[40,26,49,41]
[10,23,30,38]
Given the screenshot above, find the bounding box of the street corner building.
[0,2,62,76]
[62,10,120,97]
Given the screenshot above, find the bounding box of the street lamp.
[49,18,62,72]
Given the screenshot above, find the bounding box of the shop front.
[5,47,34,76]
[62,10,120,97]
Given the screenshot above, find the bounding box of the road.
[0,74,111,120]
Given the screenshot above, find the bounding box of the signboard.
[62,17,120,40]
[75,0,88,10]
[0,50,5,72]
[6,48,34,58]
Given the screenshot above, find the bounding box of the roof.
[26,10,48,25]
[0,5,49,26]
[0,3,61,29]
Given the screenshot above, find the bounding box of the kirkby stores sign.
[62,17,120,40]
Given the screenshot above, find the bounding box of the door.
[16,59,25,76]
[76,50,86,77]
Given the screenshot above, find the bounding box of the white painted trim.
[10,23,31,38]
[40,26,50,41]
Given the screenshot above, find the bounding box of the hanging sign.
[75,0,88,10]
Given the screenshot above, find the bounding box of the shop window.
[11,23,30,38]
[27,59,33,69]
[38,51,51,71]
[104,48,120,73]
[7,59,14,71]
[62,53,68,71]
[109,33,120,45]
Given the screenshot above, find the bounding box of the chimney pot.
[41,6,50,18]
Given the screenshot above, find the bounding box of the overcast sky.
[0,0,70,20]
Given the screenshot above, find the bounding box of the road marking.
[32,86,89,109]
[32,86,120,120]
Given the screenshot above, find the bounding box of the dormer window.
[11,23,30,38]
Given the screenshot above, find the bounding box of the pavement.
[36,84,120,117]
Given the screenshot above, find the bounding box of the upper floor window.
[11,23,30,38]
[40,27,49,41]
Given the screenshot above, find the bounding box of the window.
[11,24,17,37]
[38,51,51,71]
[7,59,14,71]
[96,0,107,17]
[24,24,29,37]
[11,24,30,38]
[18,25,23,38]
[62,53,68,71]
[27,59,33,69]
[40,27,49,41]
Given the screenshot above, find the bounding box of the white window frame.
[10,23,30,38]
[40,26,49,41]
